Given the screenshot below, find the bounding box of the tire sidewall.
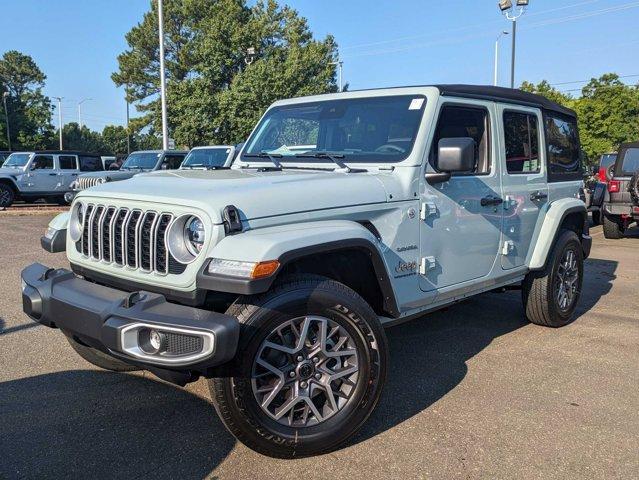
[0,183,14,208]
[214,279,387,457]
[546,231,583,324]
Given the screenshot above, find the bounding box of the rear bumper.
[21,263,239,383]
[603,202,639,219]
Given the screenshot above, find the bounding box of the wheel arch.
[0,176,19,194]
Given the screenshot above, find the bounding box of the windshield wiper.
[295,151,361,172]
[243,151,283,169]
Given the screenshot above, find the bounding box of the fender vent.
[223,205,243,234]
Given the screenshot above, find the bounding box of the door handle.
[480,196,504,207]
[48,173,58,176]
[71,173,78,176]
[530,191,548,201]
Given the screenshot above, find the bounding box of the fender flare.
[528,198,588,270]
[196,220,400,317]
[0,175,19,193]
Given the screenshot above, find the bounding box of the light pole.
[77,98,92,129]
[498,0,530,89]
[331,60,344,92]
[157,0,169,150]
[53,96,64,150]
[125,86,131,154]
[494,31,509,86]
[2,92,10,151]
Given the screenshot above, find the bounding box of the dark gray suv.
[602,142,639,238]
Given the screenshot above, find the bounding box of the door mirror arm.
[425,172,451,185]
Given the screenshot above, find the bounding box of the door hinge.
[419,256,436,274]
[501,240,515,256]
[420,201,437,220]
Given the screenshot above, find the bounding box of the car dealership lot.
[1,214,637,479]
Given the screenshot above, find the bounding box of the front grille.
[77,204,179,275]
[165,332,204,356]
[77,176,104,190]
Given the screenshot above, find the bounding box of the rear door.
[498,106,548,270]
[56,154,79,190]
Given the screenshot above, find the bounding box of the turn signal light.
[251,260,280,279]
[608,180,620,193]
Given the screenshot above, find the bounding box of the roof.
[434,85,576,118]
[9,150,102,156]
[618,142,639,150]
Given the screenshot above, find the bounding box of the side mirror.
[437,137,476,173]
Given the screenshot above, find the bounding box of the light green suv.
[22,85,591,458]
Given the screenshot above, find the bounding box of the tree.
[0,51,54,150]
[520,80,573,107]
[113,0,338,147]
[59,123,106,153]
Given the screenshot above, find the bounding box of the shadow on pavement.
[0,316,41,336]
[0,370,234,479]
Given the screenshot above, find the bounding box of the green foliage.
[113,0,338,147]
[60,123,107,153]
[0,50,54,150]
[521,74,639,165]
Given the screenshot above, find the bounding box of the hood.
[78,168,395,224]
[79,170,141,181]
[0,167,25,177]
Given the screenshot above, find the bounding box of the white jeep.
[22,85,591,458]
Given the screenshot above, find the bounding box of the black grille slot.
[90,206,104,259]
[113,209,128,265]
[165,332,204,356]
[102,207,116,262]
[155,214,172,274]
[81,204,94,256]
[126,210,142,267]
[168,255,187,274]
[139,212,157,271]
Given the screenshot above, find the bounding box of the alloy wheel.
[555,248,579,312]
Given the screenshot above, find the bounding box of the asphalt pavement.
[0,214,637,479]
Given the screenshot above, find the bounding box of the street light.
[497,0,530,88]
[494,31,509,86]
[2,92,10,151]
[53,96,64,150]
[331,60,344,92]
[77,98,92,129]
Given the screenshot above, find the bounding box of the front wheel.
[522,230,584,328]
[209,275,388,458]
[0,183,14,209]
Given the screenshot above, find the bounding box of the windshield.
[242,95,426,163]
[620,148,639,174]
[182,148,231,168]
[3,153,31,168]
[122,152,161,170]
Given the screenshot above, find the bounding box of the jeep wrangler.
[601,142,639,238]
[22,85,591,458]
[0,150,103,208]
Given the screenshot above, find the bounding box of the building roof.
[434,84,576,118]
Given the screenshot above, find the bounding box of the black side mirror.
[438,137,476,173]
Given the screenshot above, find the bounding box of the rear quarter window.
[544,114,581,182]
[620,148,639,175]
[79,156,104,172]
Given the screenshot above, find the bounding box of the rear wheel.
[209,274,388,458]
[0,183,14,209]
[602,214,623,239]
[591,210,601,226]
[522,230,583,328]
[65,334,139,372]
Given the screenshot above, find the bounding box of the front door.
[419,100,503,294]
[498,106,548,270]
[22,154,58,194]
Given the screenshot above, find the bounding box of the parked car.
[583,153,616,224]
[65,149,187,202]
[0,150,103,208]
[602,142,639,238]
[23,85,590,458]
[180,145,236,170]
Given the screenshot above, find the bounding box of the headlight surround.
[167,214,206,264]
[69,202,85,242]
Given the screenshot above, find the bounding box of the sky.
[1,0,638,132]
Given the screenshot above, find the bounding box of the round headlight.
[167,215,206,264]
[69,202,85,242]
[184,216,205,255]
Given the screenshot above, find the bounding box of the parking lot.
[0,213,637,479]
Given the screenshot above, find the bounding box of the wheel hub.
[296,361,314,380]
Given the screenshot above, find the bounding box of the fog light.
[139,328,167,354]
[150,330,163,351]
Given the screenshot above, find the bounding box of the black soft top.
[434,84,576,118]
[28,150,102,156]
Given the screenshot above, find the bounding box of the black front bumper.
[21,263,239,384]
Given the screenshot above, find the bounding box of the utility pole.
[126,88,131,154]
[77,98,91,129]
[498,0,530,89]
[53,96,64,150]
[494,31,509,86]
[158,0,169,150]
[331,60,344,92]
[2,92,10,151]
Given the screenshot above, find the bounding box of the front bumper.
[21,263,239,384]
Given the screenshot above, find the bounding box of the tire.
[602,214,623,239]
[65,334,139,372]
[522,230,583,328]
[0,183,15,209]
[209,274,388,458]
[591,210,601,226]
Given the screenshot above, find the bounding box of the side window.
[430,105,490,175]
[163,155,184,170]
[31,155,54,170]
[58,155,78,170]
[545,114,580,178]
[79,156,104,172]
[503,111,539,174]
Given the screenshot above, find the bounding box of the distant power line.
[551,74,639,87]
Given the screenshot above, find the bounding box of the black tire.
[209,274,388,458]
[602,214,623,239]
[522,230,584,328]
[0,183,15,209]
[65,334,139,372]
[591,210,601,226]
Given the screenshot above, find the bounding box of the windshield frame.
[121,152,162,170]
[240,94,428,166]
[2,152,33,169]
